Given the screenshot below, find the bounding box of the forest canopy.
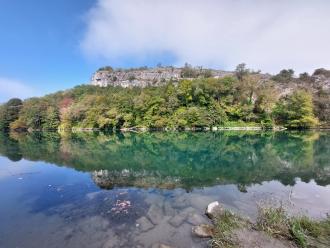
[0,65,328,131]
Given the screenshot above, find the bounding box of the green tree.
[0,98,23,130]
[181,63,198,78]
[43,106,60,130]
[177,80,193,106]
[18,98,48,130]
[235,63,249,81]
[273,90,318,128]
[272,69,294,83]
[313,89,330,123]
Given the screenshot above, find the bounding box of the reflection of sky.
[0,157,330,247]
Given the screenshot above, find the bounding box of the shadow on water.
[0,131,329,190]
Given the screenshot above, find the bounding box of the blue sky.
[0,0,177,102]
[0,0,96,102]
[1,0,330,102]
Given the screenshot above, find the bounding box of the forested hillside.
[0,65,329,131]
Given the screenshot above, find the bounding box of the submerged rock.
[192,224,214,238]
[147,204,164,225]
[168,213,186,227]
[205,201,223,219]
[163,201,176,216]
[103,236,120,248]
[151,243,173,248]
[136,216,154,232]
[186,213,209,226]
[168,206,196,227]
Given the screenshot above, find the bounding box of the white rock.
[205,201,223,219]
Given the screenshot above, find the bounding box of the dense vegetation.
[0,65,328,131]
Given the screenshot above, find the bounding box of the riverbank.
[61,125,286,133]
[193,202,330,248]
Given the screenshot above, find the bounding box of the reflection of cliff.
[92,169,184,190]
[0,131,330,189]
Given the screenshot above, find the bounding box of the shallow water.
[0,131,329,248]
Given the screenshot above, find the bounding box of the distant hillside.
[0,64,329,131]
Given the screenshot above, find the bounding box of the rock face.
[91,169,184,189]
[90,67,330,104]
[92,170,113,189]
[90,66,233,88]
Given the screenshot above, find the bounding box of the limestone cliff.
[89,66,330,106]
[90,66,233,88]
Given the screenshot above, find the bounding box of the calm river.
[0,131,329,247]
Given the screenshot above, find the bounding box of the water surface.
[0,131,329,247]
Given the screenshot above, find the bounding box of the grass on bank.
[256,206,330,248]
[210,210,248,248]
[211,206,330,248]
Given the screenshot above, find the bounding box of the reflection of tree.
[0,133,22,161]
[0,131,329,189]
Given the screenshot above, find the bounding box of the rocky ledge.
[90,66,232,88]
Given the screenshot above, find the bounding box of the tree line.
[0,64,328,131]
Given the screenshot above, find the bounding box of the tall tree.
[0,98,22,130]
[273,90,318,128]
[235,63,250,81]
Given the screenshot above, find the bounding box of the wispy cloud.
[81,0,330,73]
[0,77,38,103]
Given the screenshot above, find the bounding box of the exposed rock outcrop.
[90,66,330,102]
[90,66,233,88]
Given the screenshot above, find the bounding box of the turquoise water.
[0,131,329,247]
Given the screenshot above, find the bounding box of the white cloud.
[0,77,37,102]
[81,0,330,74]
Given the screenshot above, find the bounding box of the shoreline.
[6,126,330,133]
[195,201,330,248]
[65,126,285,132]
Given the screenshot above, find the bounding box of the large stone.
[103,236,120,248]
[163,201,176,216]
[168,207,196,227]
[151,243,173,248]
[168,213,186,227]
[192,224,214,238]
[147,204,164,225]
[186,213,209,226]
[136,216,154,232]
[205,201,223,219]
